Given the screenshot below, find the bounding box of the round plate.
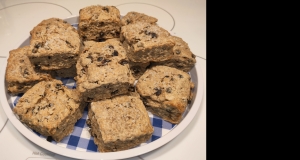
[0,15,204,160]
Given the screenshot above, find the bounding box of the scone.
[120,22,175,63]
[78,5,121,41]
[151,36,196,72]
[5,46,53,94]
[121,11,157,26]
[86,92,154,152]
[136,66,194,124]
[27,18,81,70]
[13,79,87,142]
[75,39,135,102]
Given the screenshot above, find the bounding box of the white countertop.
[0,0,206,159]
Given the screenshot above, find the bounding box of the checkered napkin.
[10,77,176,152]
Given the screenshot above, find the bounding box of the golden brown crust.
[121,11,157,26]
[120,22,175,63]
[151,36,196,72]
[78,5,121,41]
[136,65,194,124]
[75,39,135,102]
[13,79,86,142]
[88,93,153,152]
[28,18,80,70]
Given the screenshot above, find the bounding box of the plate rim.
[0,15,204,160]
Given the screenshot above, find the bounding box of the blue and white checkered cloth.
[10,77,176,152]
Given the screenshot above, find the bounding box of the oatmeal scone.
[136,66,194,124]
[5,46,53,94]
[78,5,121,41]
[151,36,196,72]
[27,18,80,70]
[86,92,154,152]
[13,79,87,142]
[120,22,175,63]
[121,11,157,26]
[75,39,135,102]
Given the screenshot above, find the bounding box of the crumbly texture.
[78,5,121,41]
[5,46,53,94]
[13,79,87,142]
[136,66,194,124]
[129,61,150,79]
[120,22,175,63]
[27,18,81,70]
[151,36,196,72]
[121,11,157,26]
[53,65,77,78]
[87,92,154,152]
[75,39,135,102]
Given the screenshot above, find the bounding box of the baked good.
[87,92,154,152]
[120,22,175,63]
[27,18,81,70]
[78,5,121,41]
[75,39,135,102]
[129,61,150,79]
[121,11,157,26]
[5,46,53,94]
[13,79,87,142]
[136,66,194,124]
[151,36,196,72]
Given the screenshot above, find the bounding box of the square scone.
[136,66,194,124]
[27,18,80,70]
[87,92,154,152]
[75,39,135,102]
[78,5,121,41]
[5,46,53,94]
[151,36,197,72]
[121,11,158,26]
[120,22,175,63]
[13,79,87,142]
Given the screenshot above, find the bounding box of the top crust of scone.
[28,18,80,56]
[75,39,135,92]
[136,66,194,119]
[151,36,197,72]
[78,5,122,41]
[79,5,121,23]
[169,36,196,63]
[120,22,175,62]
[90,93,153,143]
[13,79,85,142]
[121,22,171,45]
[121,11,158,26]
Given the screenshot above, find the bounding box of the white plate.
[0,15,204,160]
[0,102,8,132]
